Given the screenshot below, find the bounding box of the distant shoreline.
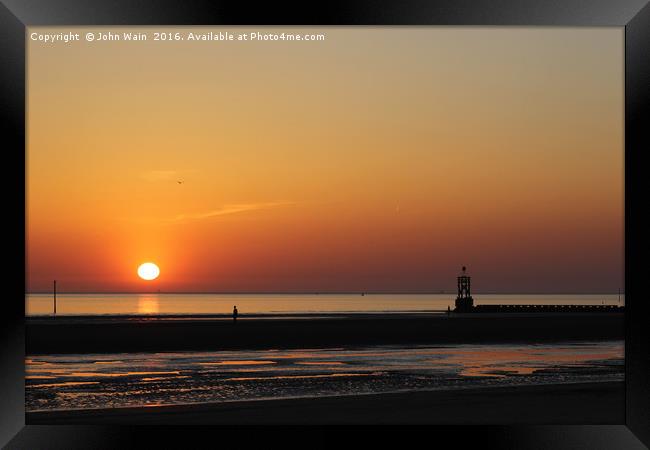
[26,312,624,355]
[26,381,624,425]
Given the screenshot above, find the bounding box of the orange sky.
[27,27,623,293]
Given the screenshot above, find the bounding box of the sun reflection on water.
[137,294,160,315]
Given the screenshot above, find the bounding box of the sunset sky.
[27,27,623,293]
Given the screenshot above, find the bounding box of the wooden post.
[53,280,57,316]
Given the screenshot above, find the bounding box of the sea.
[25,293,624,316]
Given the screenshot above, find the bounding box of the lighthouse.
[455,266,474,312]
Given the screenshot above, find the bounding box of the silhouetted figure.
[233,305,238,323]
[447,305,451,316]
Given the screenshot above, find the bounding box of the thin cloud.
[171,201,295,223]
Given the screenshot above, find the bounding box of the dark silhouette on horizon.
[233,305,238,323]
[454,266,474,312]
[453,265,624,313]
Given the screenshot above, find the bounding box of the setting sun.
[137,263,160,281]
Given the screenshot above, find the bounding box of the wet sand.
[26,381,624,424]
[26,312,624,355]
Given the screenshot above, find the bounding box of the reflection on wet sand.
[435,347,619,378]
[296,362,345,366]
[26,340,623,412]
[27,381,100,389]
[230,373,374,382]
[199,361,276,366]
[66,371,181,378]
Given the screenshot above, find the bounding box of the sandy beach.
[26,312,624,355]
[26,381,624,424]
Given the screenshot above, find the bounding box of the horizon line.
[25,290,626,295]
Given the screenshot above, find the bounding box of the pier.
[453,266,624,313]
[471,304,624,313]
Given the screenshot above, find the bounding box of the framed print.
[1,0,648,448]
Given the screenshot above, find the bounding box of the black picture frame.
[2,0,648,447]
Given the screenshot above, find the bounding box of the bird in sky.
[177,180,184,184]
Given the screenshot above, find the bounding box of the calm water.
[25,341,624,412]
[25,293,625,316]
